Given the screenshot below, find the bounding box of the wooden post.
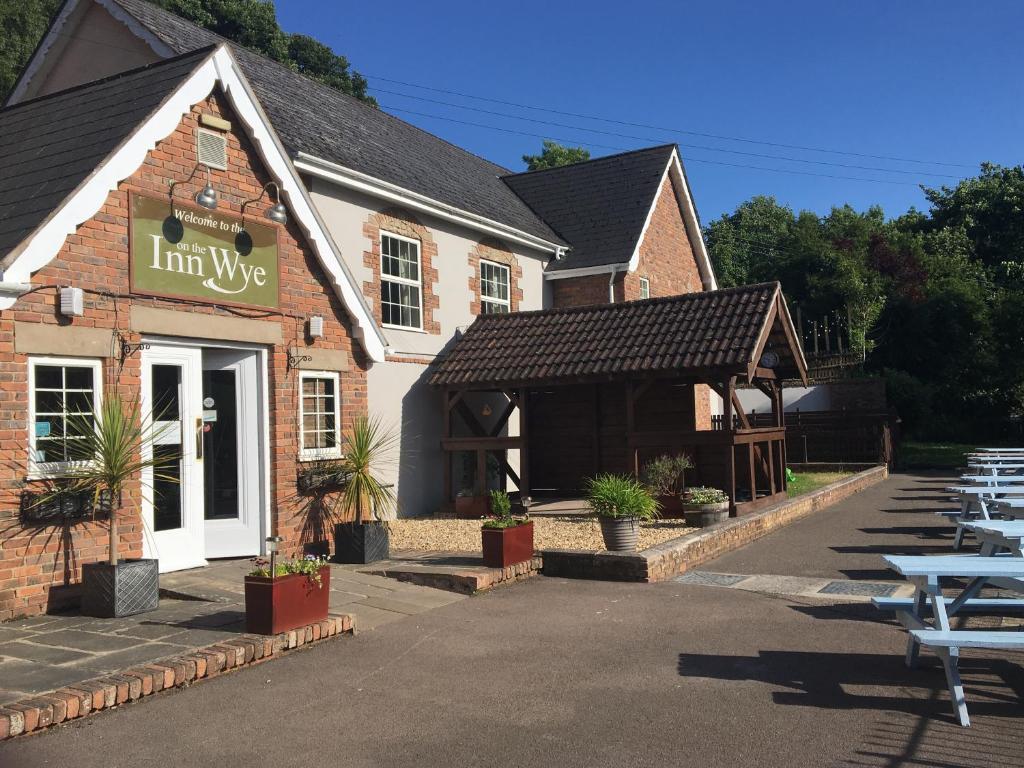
[626,380,637,475]
[592,384,601,475]
[748,442,756,504]
[723,378,734,432]
[824,314,831,353]
[767,438,776,495]
[476,448,487,497]
[442,389,453,509]
[519,387,531,505]
[812,321,819,356]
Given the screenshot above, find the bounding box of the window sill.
[382,323,428,334]
[298,452,345,464]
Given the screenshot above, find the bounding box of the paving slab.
[28,629,142,653]
[0,641,95,665]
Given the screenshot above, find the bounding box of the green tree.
[0,0,61,101]
[154,0,374,104]
[522,140,591,171]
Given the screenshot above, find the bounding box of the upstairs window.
[29,358,102,475]
[299,372,341,460]
[639,277,650,300]
[380,232,423,329]
[480,260,510,314]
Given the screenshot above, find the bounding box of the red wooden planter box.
[244,566,331,635]
[481,521,534,568]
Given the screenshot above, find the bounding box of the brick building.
[0,0,749,618]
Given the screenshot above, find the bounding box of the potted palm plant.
[480,489,533,568]
[333,415,397,564]
[641,453,693,518]
[585,473,660,552]
[682,486,731,527]
[39,392,176,617]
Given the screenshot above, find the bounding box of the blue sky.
[276,0,1022,223]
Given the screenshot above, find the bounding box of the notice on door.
[130,194,280,308]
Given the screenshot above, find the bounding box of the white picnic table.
[943,484,1024,548]
[963,520,1024,556]
[876,553,1024,726]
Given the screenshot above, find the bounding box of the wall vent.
[197,128,228,170]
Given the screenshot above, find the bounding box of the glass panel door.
[202,349,262,558]
[141,344,206,573]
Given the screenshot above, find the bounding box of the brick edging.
[0,614,354,741]
[369,556,541,595]
[541,465,889,582]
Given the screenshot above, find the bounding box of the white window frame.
[479,259,511,314]
[298,370,343,461]
[639,276,650,300]
[379,230,424,331]
[27,356,103,479]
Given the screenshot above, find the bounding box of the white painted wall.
[736,384,832,414]
[310,178,549,515]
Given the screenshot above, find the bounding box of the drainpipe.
[607,266,621,303]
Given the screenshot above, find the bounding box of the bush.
[585,474,660,520]
[684,487,729,505]
[640,453,693,497]
[481,489,529,529]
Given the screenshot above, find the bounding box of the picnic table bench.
[874,554,1024,726]
[942,485,1024,548]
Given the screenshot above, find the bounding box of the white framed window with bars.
[639,276,651,300]
[480,259,511,314]
[299,371,342,460]
[380,231,423,329]
[28,357,103,477]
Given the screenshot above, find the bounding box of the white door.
[202,349,262,558]
[141,344,207,573]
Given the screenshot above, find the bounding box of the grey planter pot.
[599,516,641,551]
[81,559,160,618]
[334,522,390,564]
[683,500,730,528]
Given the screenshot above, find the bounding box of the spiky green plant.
[42,392,178,566]
[338,414,398,523]
[585,473,660,520]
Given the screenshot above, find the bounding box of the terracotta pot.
[657,494,685,518]
[683,500,730,528]
[455,495,490,519]
[481,521,534,568]
[244,566,331,635]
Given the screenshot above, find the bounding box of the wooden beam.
[489,397,517,438]
[731,390,751,430]
[441,436,522,451]
[476,449,487,496]
[455,399,487,438]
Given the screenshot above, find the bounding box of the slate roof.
[430,282,801,388]
[107,0,563,246]
[0,47,215,266]
[501,145,676,272]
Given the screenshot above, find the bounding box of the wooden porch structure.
[431,282,808,516]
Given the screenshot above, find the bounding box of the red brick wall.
[550,273,620,308]
[0,91,367,620]
[468,238,523,315]
[551,175,704,309]
[623,174,703,301]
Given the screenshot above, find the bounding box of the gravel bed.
[389,516,691,553]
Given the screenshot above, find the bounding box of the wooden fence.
[712,409,898,466]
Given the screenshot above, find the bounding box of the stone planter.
[599,516,641,552]
[481,521,534,568]
[683,500,730,528]
[244,566,331,635]
[81,559,159,618]
[334,521,390,564]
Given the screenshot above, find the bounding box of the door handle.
[195,417,204,461]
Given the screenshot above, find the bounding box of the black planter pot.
[333,522,390,564]
[81,559,160,618]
